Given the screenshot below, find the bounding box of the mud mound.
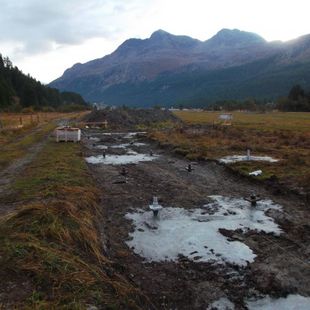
[84,108,180,129]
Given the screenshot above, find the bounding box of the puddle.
[110,143,130,149]
[125,196,282,265]
[246,294,310,310]
[219,155,279,164]
[207,297,235,310]
[126,149,139,155]
[131,142,147,146]
[110,142,147,149]
[124,132,147,139]
[95,145,108,150]
[85,153,158,165]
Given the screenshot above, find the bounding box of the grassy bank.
[151,111,310,195]
[0,138,149,309]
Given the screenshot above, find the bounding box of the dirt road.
[0,127,53,216]
[84,130,309,309]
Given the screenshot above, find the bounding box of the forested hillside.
[0,54,87,111]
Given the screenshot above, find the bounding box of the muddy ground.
[83,107,180,129]
[83,129,309,309]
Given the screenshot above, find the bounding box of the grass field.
[174,111,310,131]
[151,111,310,195]
[0,136,148,309]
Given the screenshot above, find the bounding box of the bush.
[41,106,55,112]
[21,106,35,114]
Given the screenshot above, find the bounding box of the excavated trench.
[83,129,310,309]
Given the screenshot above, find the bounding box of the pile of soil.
[83,107,180,129]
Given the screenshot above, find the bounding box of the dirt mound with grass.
[84,108,180,129]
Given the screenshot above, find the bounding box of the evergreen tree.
[0,53,87,111]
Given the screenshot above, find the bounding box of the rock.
[190,251,198,255]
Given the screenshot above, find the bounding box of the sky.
[0,0,309,84]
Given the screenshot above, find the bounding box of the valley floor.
[0,111,309,309]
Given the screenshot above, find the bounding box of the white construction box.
[56,127,81,142]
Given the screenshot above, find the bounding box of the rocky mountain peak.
[150,29,172,39]
[207,28,266,47]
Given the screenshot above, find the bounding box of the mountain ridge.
[50,29,310,107]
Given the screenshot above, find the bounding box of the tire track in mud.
[84,130,310,309]
[0,124,60,216]
[0,139,49,216]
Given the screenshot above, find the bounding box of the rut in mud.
[84,129,310,309]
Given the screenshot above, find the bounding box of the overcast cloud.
[0,0,152,54]
[0,0,309,83]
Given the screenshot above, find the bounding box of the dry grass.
[0,139,149,309]
[151,111,310,195]
[0,112,88,131]
[174,111,310,131]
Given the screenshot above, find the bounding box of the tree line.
[0,54,88,112]
[277,85,310,112]
[175,85,310,112]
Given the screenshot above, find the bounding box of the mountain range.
[50,29,310,107]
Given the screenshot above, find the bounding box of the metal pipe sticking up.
[149,196,163,217]
[186,164,194,172]
[244,193,262,207]
[247,149,251,161]
[120,167,128,176]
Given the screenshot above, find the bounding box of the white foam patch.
[207,297,235,310]
[246,294,310,310]
[125,196,282,266]
[219,155,279,164]
[89,137,100,142]
[249,170,262,176]
[85,153,158,165]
